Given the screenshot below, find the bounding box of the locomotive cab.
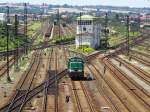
[67,57,84,79]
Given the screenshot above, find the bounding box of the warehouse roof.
[77,15,96,21]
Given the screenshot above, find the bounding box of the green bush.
[54,35,75,44]
[77,46,95,54]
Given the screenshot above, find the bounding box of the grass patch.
[52,35,75,44]
[108,23,141,47]
[27,21,41,37]
[129,31,140,37]
[108,35,125,47]
[135,45,149,53]
[0,35,26,51]
[32,35,43,46]
[19,56,28,68]
[0,21,41,52]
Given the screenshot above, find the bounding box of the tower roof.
[77,15,96,21]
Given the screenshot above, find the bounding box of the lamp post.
[6,6,11,82]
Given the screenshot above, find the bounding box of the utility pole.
[6,6,11,82]
[80,12,82,50]
[57,9,61,42]
[24,3,28,55]
[14,15,18,36]
[104,13,108,48]
[42,3,45,14]
[138,14,141,33]
[126,15,130,55]
[14,14,19,71]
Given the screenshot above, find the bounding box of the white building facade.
[75,15,101,49]
[0,13,6,21]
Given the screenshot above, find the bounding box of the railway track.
[44,23,53,42]
[55,48,59,112]
[5,50,42,112]
[0,54,22,77]
[67,24,76,34]
[43,48,54,112]
[0,20,64,112]
[102,58,150,110]
[130,50,150,60]
[0,56,14,76]
[79,81,96,112]
[66,44,149,112]
[68,47,150,112]
[130,55,150,66]
[71,72,96,111]
[67,48,144,112]
[41,47,60,112]
[33,22,55,111]
[53,25,64,38]
[109,35,149,58]
[0,67,67,112]
[90,59,149,112]
[86,63,127,112]
[138,42,150,49]
[0,21,48,58]
[47,25,63,112]
[108,48,150,67]
[0,21,49,78]
[64,48,96,112]
[67,76,95,112]
[115,56,150,84]
[71,81,84,112]
[61,24,73,37]
[68,47,132,111]
[0,48,25,57]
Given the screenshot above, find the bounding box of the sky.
[0,0,150,8]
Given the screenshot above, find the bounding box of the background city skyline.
[0,0,150,8]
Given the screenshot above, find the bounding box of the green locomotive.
[67,57,84,78]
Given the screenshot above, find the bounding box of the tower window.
[83,27,86,31]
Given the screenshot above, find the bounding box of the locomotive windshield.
[70,62,83,68]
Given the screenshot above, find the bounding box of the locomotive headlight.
[69,70,73,72]
[78,70,82,72]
